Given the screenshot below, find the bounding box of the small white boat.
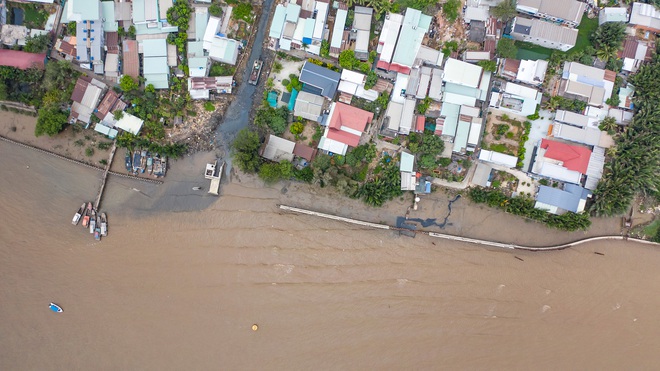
[100,213,107,237]
[89,210,96,234]
[49,303,63,313]
[72,203,85,225]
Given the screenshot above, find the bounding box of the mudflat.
[1,141,660,370]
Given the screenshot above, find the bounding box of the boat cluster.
[126,149,167,177]
[72,202,108,241]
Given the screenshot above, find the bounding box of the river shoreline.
[0,128,643,249]
[3,128,660,370]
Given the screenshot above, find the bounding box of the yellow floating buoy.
[252,324,259,331]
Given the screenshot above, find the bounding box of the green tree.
[290,121,304,136]
[339,50,358,70]
[113,109,124,121]
[232,3,253,23]
[67,21,77,36]
[0,80,7,101]
[128,25,136,39]
[232,128,261,173]
[442,0,461,23]
[35,106,68,137]
[595,45,618,61]
[167,0,192,30]
[259,160,294,184]
[320,40,330,58]
[364,70,378,90]
[477,59,497,72]
[23,34,49,53]
[497,38,518,59]
[120,75,139,92]
[599,116,618,135]
[490,0,517,21]
[591,22,626,49]
[209,3,223,17]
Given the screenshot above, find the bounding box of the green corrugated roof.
[195,10,209,41]
[71,0,100,20]
[440,102,460,137]
[187,41,204,57]
[453,121,471,152]
[101,2,117,31]
[269,5,286,39]
[443,82,479,98]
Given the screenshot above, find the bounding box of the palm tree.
[599,116,618,135]
[543,95,562,111]
[596,45,618,61]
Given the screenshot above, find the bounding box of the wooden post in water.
[94,141,117,210]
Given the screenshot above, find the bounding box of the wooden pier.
[94,142,117,210]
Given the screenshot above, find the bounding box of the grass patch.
[515,41,552,60]
[209,62,236,77]
[489,143,513,155]
[572,15,598,54]
[643,219,660,238]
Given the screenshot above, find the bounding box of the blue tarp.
[288,89,299,111]
[267,91,278,107]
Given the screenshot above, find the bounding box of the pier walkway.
[0,135,162,184]
[279,205,659,251]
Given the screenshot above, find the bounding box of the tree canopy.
[23,34,49,53]
[120,75,139,92]
[232,128,262,173]
[497,38,518,59]
[35,106,68,137]
[166,0,191,31]
[490,0,517,21]
[255,106,289,135]
[591,22,626,50]
[442,0,461,23]
[589,58,660,216]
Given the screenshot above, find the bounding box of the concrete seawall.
[0,135,163,185]
[279,205,659,251]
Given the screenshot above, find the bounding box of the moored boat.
[72,203,85,225]
[49,303,63,313]
[147,153,153,175]
[153,154,162,177]
[125,150,132,172]
[132,150,141,174]
[140,150,147,173]
[161,156,167,176]
[82,202,92,227]
[100,212,107,237]
[89,209,96,234]
[94,227,101,241]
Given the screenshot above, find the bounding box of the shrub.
[496,124,509,135]
[85,147,95,157]
[438,157,452,167]
[204,101,215,112]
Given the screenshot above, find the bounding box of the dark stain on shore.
[397,195,462,230]
[214,0,275,170]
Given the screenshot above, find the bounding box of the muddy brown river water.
[1,142,659,370]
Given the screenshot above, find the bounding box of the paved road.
[214,0,275,170]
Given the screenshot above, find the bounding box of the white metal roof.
[114,113,144,135]
[443,58,482,88]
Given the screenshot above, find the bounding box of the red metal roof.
[95,90,120,119]
[415,115,425,132]
[326,102,373,148]
[293,143,317,161]
[619,37,638,59]
[122,40,140,79]
[540,139,591,174]
[0,50,45,70]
